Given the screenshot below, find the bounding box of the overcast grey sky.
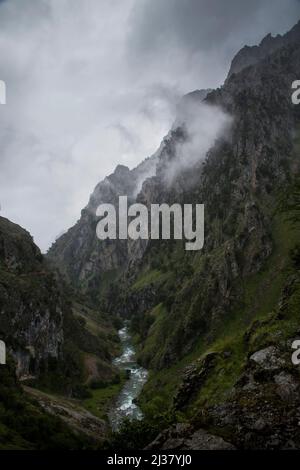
[0,0,299,251]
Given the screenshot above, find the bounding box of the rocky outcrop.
[0,216,64,378]
[201,344,300,449]
[168,267,300,450]
[24,386,107,443]
[174,352,221,410]
[146,423,235,450]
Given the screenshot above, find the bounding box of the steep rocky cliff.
[0,216,64,378]
[0,216,119,388]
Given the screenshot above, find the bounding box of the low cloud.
[163,101,232,185]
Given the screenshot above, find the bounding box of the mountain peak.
[114,164,130,175]
[227,19,300,80]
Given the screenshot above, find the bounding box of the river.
[109,323,148,431]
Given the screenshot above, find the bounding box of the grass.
[212,213,297,338]
[99,269,119,296]
[136,303,167,364]
[73,307,104,336]
[26,373,126,424]
[131,269,169,291]
[82,376,126,421]
[0,359,95,450]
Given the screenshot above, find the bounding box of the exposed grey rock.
[250,346,285,371]
[0,216,64,378]
[174,352,220,410]
[146,424,235,450]
[182,429,235,450]
[24,386,107,442]
[274,372,299,402]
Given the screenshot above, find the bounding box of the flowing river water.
[109,323,148,431]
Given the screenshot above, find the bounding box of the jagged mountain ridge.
[227,19,300,79]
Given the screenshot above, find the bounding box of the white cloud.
[0,0,176,251]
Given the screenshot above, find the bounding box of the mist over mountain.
[0,0,299,251]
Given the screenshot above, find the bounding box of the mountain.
[49,21,300,449]
[0,215,119,385]
[0,358,101,449]
[227,19,300,79]
[47,89,212,305]
[0,216,122,448]
[0,216,64,378]
[129,32,300,369]
[47,156,158,304]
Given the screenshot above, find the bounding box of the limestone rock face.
[0,216,64,378]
